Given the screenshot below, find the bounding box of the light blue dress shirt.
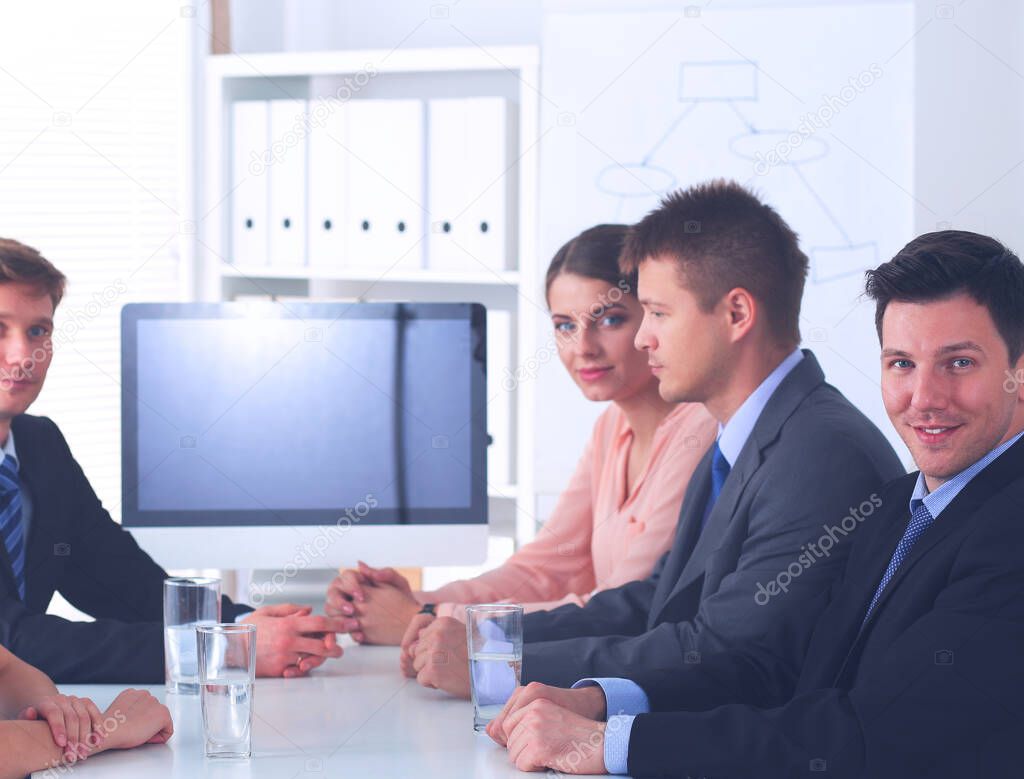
[908,429,1023,518]
[583,349,804,773]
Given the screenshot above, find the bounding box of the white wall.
[224,0,1024,507]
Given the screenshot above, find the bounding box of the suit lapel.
[10,417,61,609]
[649,452,713,617]
[860,435,1024,630]
[0,520,17,596]
[670,442,762,592]
[830,437,1024,686]
[655,350,828,610]
[826,476,917,685]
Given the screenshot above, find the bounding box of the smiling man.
[0,238,348,683]
[489,229,1024,777]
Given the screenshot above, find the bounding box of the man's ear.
[724,287,756,343]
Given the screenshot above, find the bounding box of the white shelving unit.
[199,46,540,548]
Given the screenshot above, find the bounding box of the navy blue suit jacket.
[0,414,251,683]
[624,433,1024,778]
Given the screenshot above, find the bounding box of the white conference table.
[32,640,610,778]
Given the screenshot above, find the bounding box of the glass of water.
[163,577,221,694]
[466,604,523,732]
[197,623,256,759]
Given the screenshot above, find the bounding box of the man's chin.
[0,399,34,420]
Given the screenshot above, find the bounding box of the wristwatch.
[418,603,437,616]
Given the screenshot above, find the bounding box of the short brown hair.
[0,238,67,309]
[621,180,808,345]
[865,230,1024,363]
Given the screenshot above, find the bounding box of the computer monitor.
[120,301,489,569]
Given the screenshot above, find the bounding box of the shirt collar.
[909,429,1024,518]
[717,348,804,467]
[1,428,18,471]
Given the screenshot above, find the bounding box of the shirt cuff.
[603,715,636,775]
[572,677,650,716]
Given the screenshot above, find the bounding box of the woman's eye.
[554,322,575,334]
[600,315,624,327]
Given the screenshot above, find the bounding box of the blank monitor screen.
[121,302,488,528]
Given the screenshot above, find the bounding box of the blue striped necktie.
[0,454,26,600]
[862,499,935,624]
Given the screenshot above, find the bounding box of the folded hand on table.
[325,562,421,645]
[241,603,347,677]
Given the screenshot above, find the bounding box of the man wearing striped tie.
[0,238,349,683]
[488,229,1024,777]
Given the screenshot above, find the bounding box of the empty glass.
[197,623,256,759]
[466,604,523,732]
[163,577,221,694]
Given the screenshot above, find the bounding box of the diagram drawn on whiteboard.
[594,60,879,285]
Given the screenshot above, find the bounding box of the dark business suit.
[625,434,1024,778]
[521,351,905,687]
[0,414,251,683]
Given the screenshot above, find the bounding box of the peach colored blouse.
[416,402,717,619]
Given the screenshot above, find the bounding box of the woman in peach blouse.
[325,224,716,647]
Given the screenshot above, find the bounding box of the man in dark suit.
[489,229,1024,777]
[0,238,353,683]
[403,180,903,696]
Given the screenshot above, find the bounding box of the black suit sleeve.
[522,438,889,688]
[523,562,663,644]
[625,498,1024,779]
[0,418,251,683]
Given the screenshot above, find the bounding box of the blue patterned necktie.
[0,454,25,600]
[699,441,731,531]
[862,499,935,623]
